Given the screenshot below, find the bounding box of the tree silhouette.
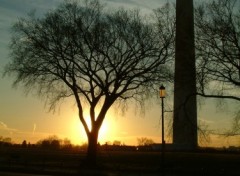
[22,140,27,147]
[195,0,240,101]
[137,137,155,146]
[195,0,240,140]
[4,0,174,164]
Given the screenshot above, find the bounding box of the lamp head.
[159,85,165,98]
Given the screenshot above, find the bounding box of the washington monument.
[173,0,197,150]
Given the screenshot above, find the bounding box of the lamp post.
[159,85,165,175]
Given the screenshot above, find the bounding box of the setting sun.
[69,111,115,145]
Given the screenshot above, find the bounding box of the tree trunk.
[86,130,99,166]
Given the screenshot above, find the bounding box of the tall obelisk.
[173,0,197,150]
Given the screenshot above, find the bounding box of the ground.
[0,146,239,176]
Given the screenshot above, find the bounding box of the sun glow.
[69,112,115,145]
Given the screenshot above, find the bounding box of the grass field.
[0,146,239,176]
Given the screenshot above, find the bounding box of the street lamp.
[159,85,165,175]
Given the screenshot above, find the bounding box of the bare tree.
[225,110,240,136]
[4,0,174,164]
[195,0,240,101]
[37,137,61,150]
[137,137,155,146]
[195,0,240,141]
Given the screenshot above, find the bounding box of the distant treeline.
[0,136,157,151]
[2,135,239,153]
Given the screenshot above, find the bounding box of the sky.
[0,0,239,147]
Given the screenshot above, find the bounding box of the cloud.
[0,121,17,132]
[102,0,169,14]
[32,123,36,135]
[120,131,128,135]
[0,121,8,129]
[0,0,62,16]
[198,118,214,124]
[0,121,53,143]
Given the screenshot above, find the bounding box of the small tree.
[37,135,61,149]
[137,137,155,146]
[63,138,72,149]
[4,0,174,164]
[22,140,27,147]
